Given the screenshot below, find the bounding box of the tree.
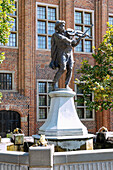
[76,23,113,111]
[0,0,15,101]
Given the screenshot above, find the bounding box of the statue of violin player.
[49,20,93,90]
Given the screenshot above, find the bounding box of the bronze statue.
[49,20,92,90]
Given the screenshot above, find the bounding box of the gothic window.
[75,9,94,53]
[37,3,58,49]
[75,82,94,120]
[37,80,57,120]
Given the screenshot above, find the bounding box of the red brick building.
[0,0,113,137]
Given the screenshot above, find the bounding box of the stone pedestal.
[38,89,94,151]
[39,89,88,136]
[29,145,54,169]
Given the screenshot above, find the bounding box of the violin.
[66,24,93,39]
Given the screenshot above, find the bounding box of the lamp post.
[27,105,29,136]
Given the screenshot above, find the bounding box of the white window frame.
[0,0,18,49]
[0,70,15,91]
[37,79,53,121]
[74,8,94,54]
[36,2,59,50]
[74,81,95,121]
[109,13,113,25]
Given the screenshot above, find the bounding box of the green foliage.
[76,23,113,111]
[0,92,2,102]
[0,0,15,44]
[0,51,5,63]
[0,0,15,101]
[0,0,15,63]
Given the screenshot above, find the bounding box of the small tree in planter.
[75,23,113,112]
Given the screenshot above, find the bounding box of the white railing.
[0,146,113,170]
[54,161,113,170]
[0,151,29,170]
[0,163,28,170]
[53,149,113,170]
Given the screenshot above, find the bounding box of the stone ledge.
[49,89,76,98]
[54,149,113,164]
[0,151,29,165]
[33,134,94,140]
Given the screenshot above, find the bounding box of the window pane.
[10,2,17,16]
[48,8,56,20]
[85,40,92,52]
[37,21,46,34]
[84,13,91,25]
[0,73,12,90]
[48,82,53,92]
[75,11,82,24]
[84,26,92,38]
[76,40,83,52]
[86,110,93,118]
[37,6,46,19]
[7,74,12,81]
[7,74,12,90]
[77,96,84,106]
[75,25,83,31]
[48,22,55,35]
[38,36,46,49]
[10,18,17,31]
[48,37,51,49]
[7,83,12,90]
[77,85,83,94]
[39,109,47,119]
[3,74,7,90]
[75,25,83,38]
[14,2,17,8]
[109,16,113,25]
[85,95,92,102]
[10,10,17,16]
[7,33,16,47]
[10,9,17,16]
[38,82,46,93]
[39,95,46,106]
[77,108,84,119]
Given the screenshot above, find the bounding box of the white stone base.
[39,89,88,136]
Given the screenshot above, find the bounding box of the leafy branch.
[76,23,113,111]
[0,0,15,100]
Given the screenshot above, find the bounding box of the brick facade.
[0,0,113,136]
